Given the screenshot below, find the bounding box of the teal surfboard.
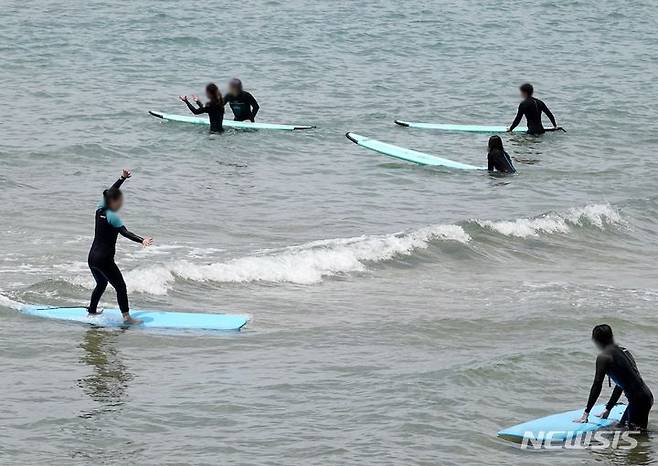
[395,120,564,133]
[346,132,486,170]
[21,306,250,331]
[149,111,315,131]
[498,404,626,442]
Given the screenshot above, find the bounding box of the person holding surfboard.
[507,83,558,135]
[487,136,516,173]
[180,83,225,132]
[223,78,259,122]
[87,170,153,325]
[575,324,653,429]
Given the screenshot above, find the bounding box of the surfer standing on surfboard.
[223,78,260,122]
[575,324,654,429]
[87,170,153,324]
[180,83,225,133]
[507,83,558,135]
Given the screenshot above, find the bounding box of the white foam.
[113,223,470,294]
[477,204,622,238]
[0,293,23,310]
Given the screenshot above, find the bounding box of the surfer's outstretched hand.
[595,408,610,419]
[122,169,132,179]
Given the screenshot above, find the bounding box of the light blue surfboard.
[21,306,250,331]
[395,120,564,133]
[346,132,486,170]
[149,111,315,131]
[497,404,626,442]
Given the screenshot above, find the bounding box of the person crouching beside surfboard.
[224,78,260,122]
[507,83,558,135]
[180,83,225,133]
[487,136,516,174]
[575,324,653,430]
[87,170,153,325]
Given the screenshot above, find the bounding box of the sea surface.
[1,1,658,465]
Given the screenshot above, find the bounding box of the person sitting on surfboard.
[180,83,225,132]
[487,136,516,173]
[575,324,653,429]
[507,83,558,135]
[223,78,259,122]
[87,170,153,325]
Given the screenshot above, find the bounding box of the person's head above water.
[592,324,614,350]
[228,78,243,96]
[103,186,123,211]
[520,83,534,99]
[488,135,504,153]
[205,83,222,104]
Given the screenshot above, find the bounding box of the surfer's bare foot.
[122,314,143,325]
[87,307,104,316]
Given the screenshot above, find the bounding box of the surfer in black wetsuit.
[507,83,558,135]
[487,135,516,174]
[575,324,653,429]
[224,78,259,122]
[87,170,153,325]
[180,83,225,132]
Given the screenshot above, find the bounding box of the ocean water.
[2,0,658,465]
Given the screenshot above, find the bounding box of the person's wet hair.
[488,135,504,153]
[520,83,534,96]
[592,324,614,345]
[206,83,223,105]
[103,187,122,204]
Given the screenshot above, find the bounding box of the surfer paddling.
[575,324,653,430]
[507,83,559,135]
[87,170,153,325]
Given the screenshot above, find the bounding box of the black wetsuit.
[509,97,556,135]
[87,177,143,315]
[224,91,259,121]
[586,344,653,429]
[488,149,516,173]
[185,99,224,132]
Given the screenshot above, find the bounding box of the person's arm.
[247,93,260,121]
[578,354,609,422]
[185,99,206,115]
[508,103,524,131]
[541,101,557,127]
[605,385,623,411]
[118,226,144,244]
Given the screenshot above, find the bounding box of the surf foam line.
[110,224,471,294]
[474,204,623,239]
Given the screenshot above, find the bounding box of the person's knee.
[113,280,127,294]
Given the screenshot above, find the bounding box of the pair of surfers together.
[179,78,260,133]
[487,82,561,174]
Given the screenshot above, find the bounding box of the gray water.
[2,0,658,465]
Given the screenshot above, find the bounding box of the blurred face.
[206,89,213,100]
[108,196,123,211]
[520,90,530,99]
[228,84,239,96]
[593,339,605,351]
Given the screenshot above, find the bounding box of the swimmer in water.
[180,83,225,132]
[223,78,260,122]
[507,83,558,135]
[575,324,653,430]
[487,135,516,174]
[87,170,153,324]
